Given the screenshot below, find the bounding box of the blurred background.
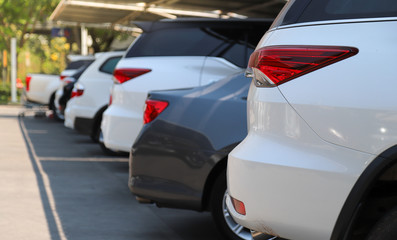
[0,0,285,104]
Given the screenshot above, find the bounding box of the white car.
[24,56,94,108]
[53,61,94,120]
[227,1,397,240]
[24,73,59,105]
[64,51,123,142]
[101,18,273,153]
[60,55,96,80]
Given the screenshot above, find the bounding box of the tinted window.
[126,28,225,57]
[99,57,121,74]
[276,0,397,27]
[126,27,265,67]
[65,60,95,70]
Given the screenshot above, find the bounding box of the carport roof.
[50,0,286,27]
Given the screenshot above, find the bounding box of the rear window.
[275,0,397,27]
[125,26,266,68]
[99,57,122,74]
[65,60,95,70]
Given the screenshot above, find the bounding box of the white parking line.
[19,117,68,240]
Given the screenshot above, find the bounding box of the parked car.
[64,51,123,142]
[53,60,95,120]
[227,1,397,240]
[60,55,96,80]
[101,18,273,154]
[24,55,95,109]
[129,73,269,240]
[24,73,59,105]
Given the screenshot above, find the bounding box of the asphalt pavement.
[0,105,220,240]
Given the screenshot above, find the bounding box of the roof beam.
[51,0,222,23]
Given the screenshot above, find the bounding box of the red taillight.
[143,99,168,124]
[60,75,67,81]
[230,196,246,215]
[113,68,151,84]
[25,75,31,91]
[248,45,358,86]
[70,84,84,98]
[70,89,84,98]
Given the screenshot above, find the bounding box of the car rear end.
[129,73,249,208]
[64,52,122,136]
[227,0,397,239]
[101,19,273,153]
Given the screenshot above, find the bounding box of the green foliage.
[0,0,59,50]
[0,82,21,104]
[88,28,131,52]
[0,83,10,104]
[19,36,69,77]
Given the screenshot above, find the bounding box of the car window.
[99,56,122,74]
[126,28,226,57]
[275,0,397,27]
[126,26,265,68]
[65,60,95,70]
[207,28,263,67]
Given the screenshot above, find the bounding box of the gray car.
[128,73,275,240]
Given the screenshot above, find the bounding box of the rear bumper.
[101,105,142,152]
[74,117,95,135]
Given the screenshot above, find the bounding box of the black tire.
[366,206,397,240]
[210,170,252,240]
[49,93,64,121]
[90,107,107,143]
[90,117,102,143]
[49,93,56,113]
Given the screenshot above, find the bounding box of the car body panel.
[129,73,248,210]
[25,74,60,105]
[268,20,397,155]
[227,82,375,239]
[227,14,397,240]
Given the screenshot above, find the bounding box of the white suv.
[101,19,273,153]
[227,0,397,240]
[64,51,123,142]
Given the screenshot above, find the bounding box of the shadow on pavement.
[19,116,220,240]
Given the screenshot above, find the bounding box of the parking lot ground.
[0,105,220,240]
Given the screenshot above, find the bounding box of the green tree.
[0,0,59,50]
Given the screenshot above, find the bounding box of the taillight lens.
[60,75,67,81]
[25,75,31,91]
[63,77,75,86]
[230,196,246,215]
[113,68,151,84]
[70,84,84,98]
[143,99,168,124]
[248,45,358,87]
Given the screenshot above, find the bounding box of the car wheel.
[50,94,64,121]
[53,107,64,121]
[49,93,56,113]
[210,170,252,240]
[366,206,397,240]
[90,117,102,143]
